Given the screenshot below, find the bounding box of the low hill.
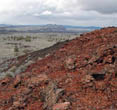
[0,24,101,34]
[0,27,117,110]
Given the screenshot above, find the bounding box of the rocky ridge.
[0,27,117,110]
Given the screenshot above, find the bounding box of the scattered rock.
[53,102,70,110]
[42,81,65,110]
[27,74,49,86]
[0,77,10,86]
[13,75,21,88]
[65,56,76,70]
[82,75,94,83]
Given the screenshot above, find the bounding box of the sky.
[0,0,116,26]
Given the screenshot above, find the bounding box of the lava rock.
[53,102,70,110]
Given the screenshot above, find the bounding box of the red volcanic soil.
[0,27,117,110]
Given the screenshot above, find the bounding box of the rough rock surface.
[0,27,117,110]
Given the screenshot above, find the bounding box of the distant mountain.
[64,25,101,29]
[0,24,101,34]
[0,24,101,29]
[0,24,13,27]
[39,24,66,32]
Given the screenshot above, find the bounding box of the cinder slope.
[0,27,117,110]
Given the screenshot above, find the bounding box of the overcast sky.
[0,0,116,26]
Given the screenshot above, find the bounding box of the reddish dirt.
[0,27,117,110]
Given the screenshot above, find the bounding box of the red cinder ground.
[0,27,117,110]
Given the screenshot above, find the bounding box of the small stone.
[27,74,49,85]
[53,102,70,110]
[104,55,113,64]
[13,101,20,107]
[65,56,76,70]
[13,75,21,88]
[22,88,32,95]
[0,77,10,86]
[82,75,94,83]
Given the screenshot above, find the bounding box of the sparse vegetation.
[0,30,79,68]
[114,30,117,33]
[14,45,19,53]
[25,36,31,42]
[5,72,15,78]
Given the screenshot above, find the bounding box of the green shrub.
[25,36,31,42]
[14,45,19,53]
[5,72,15,78]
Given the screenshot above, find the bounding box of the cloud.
[0,0,116,26]
[79,0,117,14]
[41,10,52,15]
